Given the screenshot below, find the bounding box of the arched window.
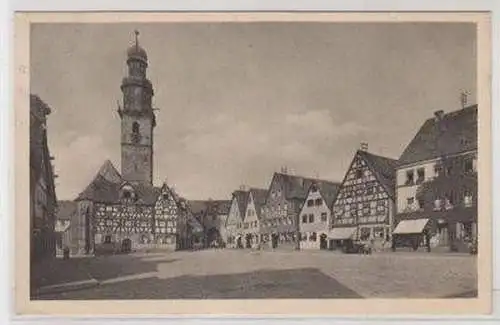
[132,121,140,134]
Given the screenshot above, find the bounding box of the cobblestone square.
[33,250,477,300]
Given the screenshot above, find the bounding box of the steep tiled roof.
[249,188,268,219]
[358,150,398,200]
[312,181,342,208]
[398,105,478,166]
[232,190,250,219]
[56,200,77,220]
[187,200,209,216]
[75,160,160,204]
[273,172,340,201]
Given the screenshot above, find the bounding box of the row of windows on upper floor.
[306,198,324,207]
[401,158,476,187]
[237,221,259,229]
[301,212,328,224]
[404,192,474,212]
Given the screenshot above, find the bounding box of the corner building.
[70,33,194,255]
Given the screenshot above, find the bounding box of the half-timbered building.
[331,148,397,251]
[69,32,195,255]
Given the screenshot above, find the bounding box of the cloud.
[53,135,116,200]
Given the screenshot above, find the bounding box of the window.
[434,164,441,177]
[307,200,314,207]
[309,232,317,242]
[416,168,425,184]
[132,121,140,134]
[463,192,473,207]
[302,215,307,223]
[360,228,370,241]
[355,169,363,179]
[433,198,442,211]
[405,170,414,185]
[407,197,415,206]
[321,212,327,222]
[464,159,474,174]
[418,199,425,210]
[104,235,112,244]
[366,186,374,195]
[308,214,314,223]
[123,191,131,199]
[315,198,323,206]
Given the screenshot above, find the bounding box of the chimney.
[434,110,445,121]
[239,184,247,191]
[360,142,368,152]
[281,166,288,174]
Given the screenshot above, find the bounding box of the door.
[121,238,132,253]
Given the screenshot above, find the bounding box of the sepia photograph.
[15,12,492,315]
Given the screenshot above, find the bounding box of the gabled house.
[298,181,341,250]
[331,148,397,251]
[223,190,248,248]
[242,188,268,248]
[260,171,341,249]
[153,184,190,250]
[394,105,478,252]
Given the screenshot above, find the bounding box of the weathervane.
[134,29,140,48]
[460,90,470,109]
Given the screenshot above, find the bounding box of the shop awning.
[328,227,357,240]
[393,218,429,235]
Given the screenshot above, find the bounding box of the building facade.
[331,149,397,251]
[298,181,340,250]
[394,106,478,252]
[241,188,267,248]
[224,190,248,248]
[188,200,231,248]
[69,32,197,255]
[260,172,340,249]
[30,94,58,263]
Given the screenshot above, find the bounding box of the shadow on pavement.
[37,267,362,300]
[30,254,179,299]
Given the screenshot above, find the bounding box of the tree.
[415,155,477,212]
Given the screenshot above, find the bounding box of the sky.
[30,22,477,201]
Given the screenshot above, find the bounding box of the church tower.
[118,30,156,185]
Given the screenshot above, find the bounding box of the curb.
[34,278,100,296]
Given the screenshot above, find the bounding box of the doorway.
[121,238,132,253]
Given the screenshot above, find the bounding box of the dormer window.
[123,191,131,199]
